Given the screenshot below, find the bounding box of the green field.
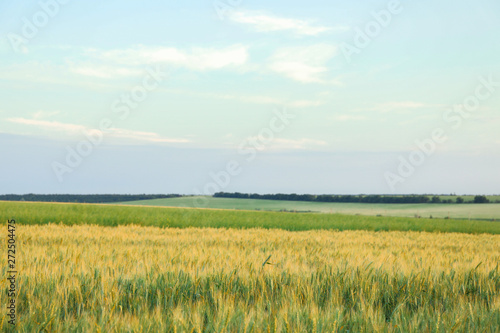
[1,201,499,331]
[2,201,499,234]
[115,196,500,220]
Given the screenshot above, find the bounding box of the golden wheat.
[0,224,498,332]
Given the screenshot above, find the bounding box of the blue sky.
[1,0,499,195]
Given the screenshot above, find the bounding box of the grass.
[1,224,498,332]
[1,201,500,234]
[114,196,500,220]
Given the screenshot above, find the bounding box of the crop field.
[1,201,499,332]
[2,201,500,234]
[1,224,499,332]
[115,196,500,220]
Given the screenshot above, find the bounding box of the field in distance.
[2,201,500,234]
[116,196,500,220]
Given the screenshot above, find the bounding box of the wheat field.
[1,224,498,332]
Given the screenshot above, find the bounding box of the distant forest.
[0,193,495,204]
[0,194,182,203]
[213,192,494,204]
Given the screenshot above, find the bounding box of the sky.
[1,0,499,195]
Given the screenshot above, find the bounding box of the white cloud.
[32,110,61,120]
[86,45,249,71]
[270,138,327,150]
[270,62,325,83]
[70,64,142,79]
[106,128,189,143]
[8,118,87,134]
[0,61,132,89]
[268,44,338,83]
[6,118,189,144]
[288,100,325,108]
[229,11,345,36]
[159,88,324,108]
[353,101,443,114]
[397,115,438,126]
[375,102,433,113]
[381,101,427,109]
[246,137,327,151]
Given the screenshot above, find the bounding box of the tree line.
[0,194,182,203]
[213,192,494,204]
[0,193,493,204]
